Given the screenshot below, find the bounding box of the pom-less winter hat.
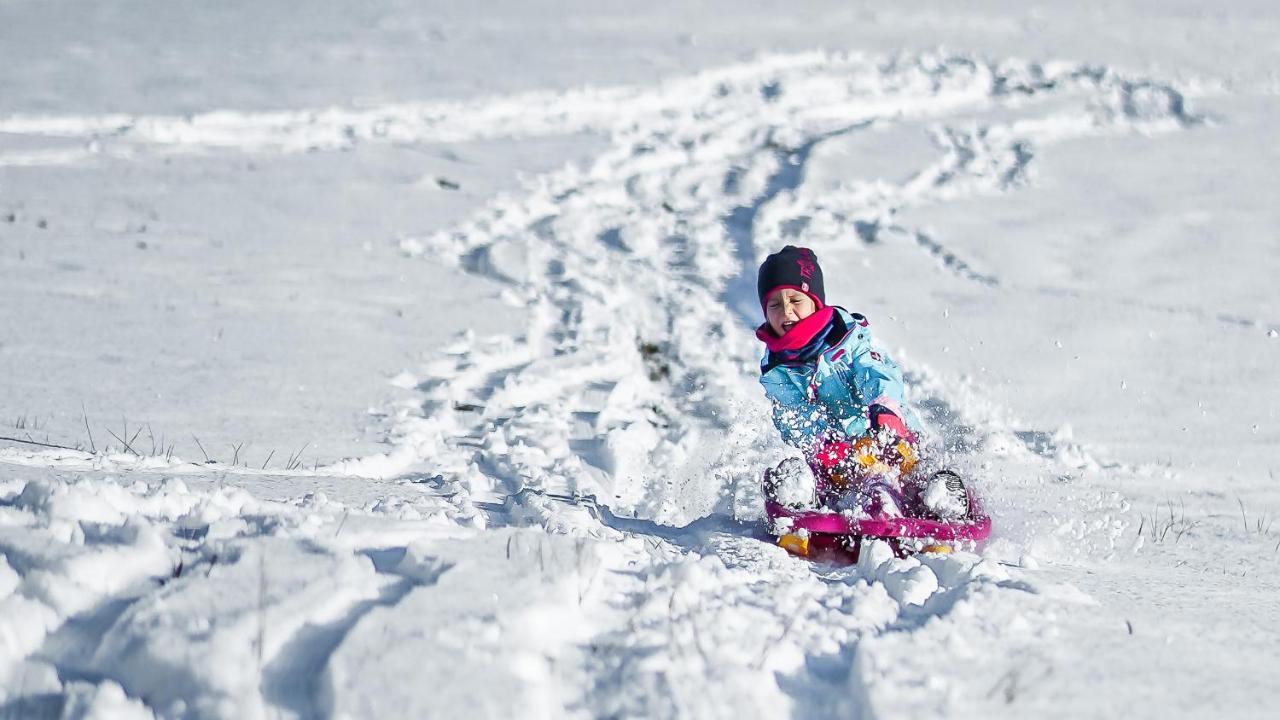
[757,245,825,311]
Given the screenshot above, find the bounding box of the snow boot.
[922,469,969,520]
[763,457,816,509]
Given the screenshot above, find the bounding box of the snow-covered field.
[2,1,1278,718]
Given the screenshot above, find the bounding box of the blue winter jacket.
[759,308,923,453]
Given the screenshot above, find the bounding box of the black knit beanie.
[757,245,825,310]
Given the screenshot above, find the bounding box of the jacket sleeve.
[770,399,831,452]
[760,371,835,452]
[837,314,921,434]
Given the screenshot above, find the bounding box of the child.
[755,245,965,519]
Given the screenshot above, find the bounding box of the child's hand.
[868,403,916,445]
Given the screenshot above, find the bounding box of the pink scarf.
[754,306,836,353]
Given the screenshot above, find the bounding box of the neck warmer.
[756,306,837,368]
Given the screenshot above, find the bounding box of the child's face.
[766,288,817,336]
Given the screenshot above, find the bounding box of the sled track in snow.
[375,51,1192,715]
[0,51,1196,717]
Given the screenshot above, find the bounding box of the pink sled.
[764,498,992,543]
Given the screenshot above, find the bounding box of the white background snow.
[2,1,1278,718]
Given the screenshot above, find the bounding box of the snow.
[3,1,1280,718]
